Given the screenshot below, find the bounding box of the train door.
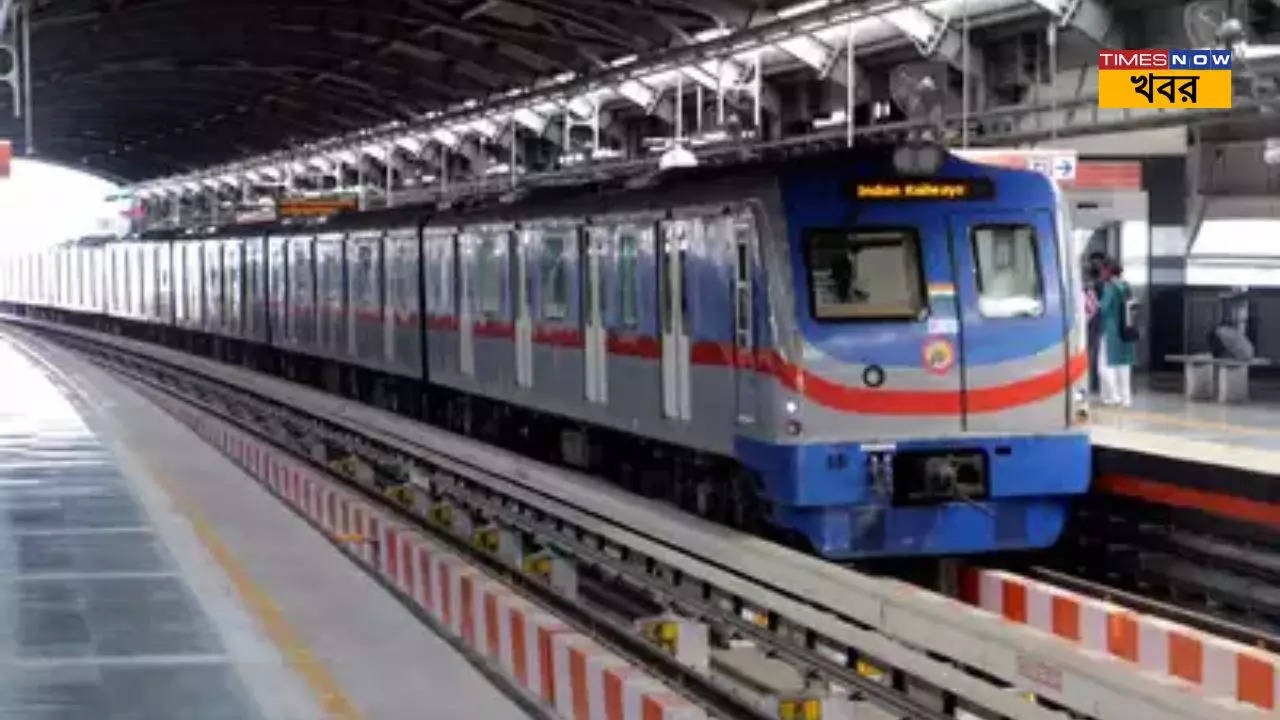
[456,234,475,377]
[316,234,346,358]
[224,241,243,337]
[348,233,383,366]
[514,229,533,388]
[289,236,316,349]
[659,219,692,420]
[157,243,172,324]
[268,236,288,345]
[732,212,759,425]
[948,210,1066,432]
[583,226,608,403]
[384,228,421,376]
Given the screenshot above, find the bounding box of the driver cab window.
[972,224,1043,318]
[805,229,924,320]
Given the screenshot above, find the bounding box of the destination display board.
[277,196,357,217]
[851,178,995,201]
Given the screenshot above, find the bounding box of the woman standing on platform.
[1097,258,1136,407]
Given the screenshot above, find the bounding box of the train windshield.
[805,228,924,320]
[971,224,1044,318]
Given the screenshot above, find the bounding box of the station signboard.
[278,196,357,218]
[955,148,1142,191]
[954,148,1079,182]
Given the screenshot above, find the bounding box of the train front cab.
[738,150,1090,559]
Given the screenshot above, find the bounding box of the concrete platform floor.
[0,328,529,720]
[1092,385,1280,455]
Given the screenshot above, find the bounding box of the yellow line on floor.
[11,333,363,720]
[149,470,366,720]
[1095,406,1280,437]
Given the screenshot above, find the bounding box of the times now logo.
[1097,49,1232,70]
[1098,50,1169,69]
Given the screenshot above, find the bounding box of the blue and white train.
[0,143,1092,559]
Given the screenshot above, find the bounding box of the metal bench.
[1165,354,1271,403]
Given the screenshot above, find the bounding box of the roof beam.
[884,5,982,74]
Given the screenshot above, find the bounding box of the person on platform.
[1097,258,1136,407]
[1084,251,1106,394]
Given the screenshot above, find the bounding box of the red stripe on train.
[423,323,1085,414]
[474,321,515,339]
[606,333,660,359]
[533,326,583,348]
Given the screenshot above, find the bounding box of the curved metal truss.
[0,0,760,178]
[1,0,1274,192]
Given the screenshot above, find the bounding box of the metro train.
[0,144,1092,559]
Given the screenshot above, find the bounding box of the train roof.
[136,142,1047,241]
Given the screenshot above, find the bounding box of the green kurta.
[1099,278,1137,366]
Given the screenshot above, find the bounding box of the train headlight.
[892,143,945,176]
[1072,387,1090,424]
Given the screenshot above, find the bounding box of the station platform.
[1088,381,1280,539]
[1092,385,1280,457]
[0,331,529,719]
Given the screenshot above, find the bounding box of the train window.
[617,230,640,327]
[394,246,414,312]
[477,235,504,316]
[804,229,925,320]
[429,239,454,315]
[540,232,569,321]
[293,245,311,298]
[971,225,1043,318]
[321,249,341,304]
[354,244,374,308]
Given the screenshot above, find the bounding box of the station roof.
[0,0,784,180]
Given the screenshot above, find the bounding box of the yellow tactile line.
[9,333,364,720]
[1095,406,1280,437]
[148,471,366,720]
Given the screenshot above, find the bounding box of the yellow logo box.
[1097,69,1232,109]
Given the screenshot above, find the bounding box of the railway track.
[1045,492,1280,644]
[2,312,1253,720]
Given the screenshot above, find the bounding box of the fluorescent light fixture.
[617,79,657,108]
[469,118,500,138]
[1024,0,1069,15]
[884,7,936,43]
[813,109,847,128]
[532,99,560,114]
[776,35,832,70]
[566,95,596,119]
[778,0,832,19]
[513,108,549,133]
[681,63,720,89]
[693,28,732,42]
[431,128,460,147]
[395,135,425,154]
[689,130,729,145]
